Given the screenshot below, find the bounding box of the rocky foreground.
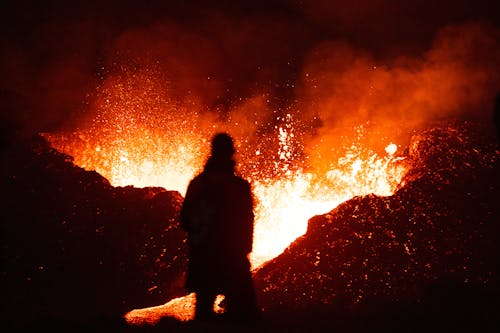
[0,135,188,327]
[1,120,499,332]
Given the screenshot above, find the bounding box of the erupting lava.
[43,66,408,324]
[45,125,406,269]
[44,67,408,269]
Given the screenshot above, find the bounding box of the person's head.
[211,132,235,159]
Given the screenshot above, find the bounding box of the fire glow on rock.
[45,127,405,269]
[43,67,408,269]
[43,65,409,324]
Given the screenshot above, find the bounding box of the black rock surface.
[254,121,500,317]
[0,135,188,326]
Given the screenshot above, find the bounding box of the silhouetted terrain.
[1,120,499,332]
[253,120,500,331]
[0,135,187,330]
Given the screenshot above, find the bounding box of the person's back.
[196,171,253,254]
[180,133,258,323]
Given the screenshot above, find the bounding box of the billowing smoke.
[296,22,500,175]
[72,19,500,181]
[1,1,499,165]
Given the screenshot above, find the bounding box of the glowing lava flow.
[249,148,406,268]
[46,128,406,325]
[121,141,406,325]
[45,127,406,270]
[43,67,408,325]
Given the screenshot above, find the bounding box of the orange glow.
[123,138,406,324]
[45,123,406,271]
[40,21,500,326]
[43,65,408,325]
[46,118,406,324]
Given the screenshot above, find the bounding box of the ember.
[42,21,500,323]
[44,65,408,323]
[44,78,408,269]
[2,1,500,331]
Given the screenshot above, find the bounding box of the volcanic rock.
[0,135,188,327]
[254,120,500,318]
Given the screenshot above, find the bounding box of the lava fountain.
[43,65,408,324]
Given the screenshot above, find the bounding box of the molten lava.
[45,127,406,269]
[43,65,409,324]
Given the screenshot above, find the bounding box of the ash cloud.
[296,22,500,173]
[1,0,499,148]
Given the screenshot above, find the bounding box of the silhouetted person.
[180,133,259,323]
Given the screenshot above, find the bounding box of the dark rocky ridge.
[0,135,188,327]
[254,121,500,324]
[1,120,499,332]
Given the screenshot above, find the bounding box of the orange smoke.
[43,62,408,268]
[296,22,500,175]
[43,21,499,324]
[44,64,407,323]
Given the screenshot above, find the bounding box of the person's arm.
[180,180,196,232]
[241,181,255,254]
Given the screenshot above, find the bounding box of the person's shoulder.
[232,175,251,188]
[187,173,204,189]
[191,173,204,182]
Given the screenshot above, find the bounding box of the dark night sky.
[1,0,499,140]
